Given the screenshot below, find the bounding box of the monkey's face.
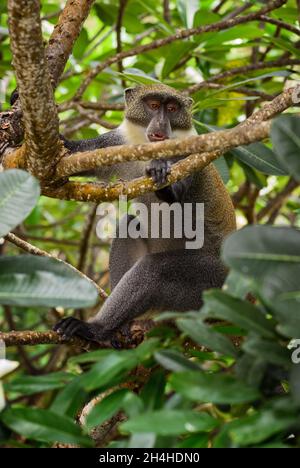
[124,85,194,141]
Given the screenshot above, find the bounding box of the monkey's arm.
[146,159,192,203]
[61,129,125,153]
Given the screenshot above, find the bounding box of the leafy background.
[0,0,300,448]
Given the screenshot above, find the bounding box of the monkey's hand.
[146,159,171,186]
[53,317,109,343]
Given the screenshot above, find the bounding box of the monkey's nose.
[148,132,169,142]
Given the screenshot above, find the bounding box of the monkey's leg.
[109,214,148,290]
[54,251,227,342]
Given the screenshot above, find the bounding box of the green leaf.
[155,350,200,372]
[228,410,296,446]
[271,115,300,182]
[222,225,300,279]
[0,256,98,308]
[85,389,130,430]
[177,433,209,448]
[231,143,287,176]
[0,408,92,447]
[80,350,138,392]
[290,364,300,406]
[50,378,88,419]
[162,42,196,79]
[120,68,161,85]
[72,28,89,59]
[140,370,166,411]
[169,372,260,404]
[0,170,40,237]
[5,372,73,396]
[204,290,276,339]
[243,337,291,368]
[177,318,238,357]
[176,0,199,28]
[121,409,218,436]
[213,156,230,184]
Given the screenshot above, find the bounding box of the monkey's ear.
[124,87,138,105]
[187,97,194,107]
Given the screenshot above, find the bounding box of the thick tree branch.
[7,0,62,180]
[55,122,271,180]
[46,0,95,88]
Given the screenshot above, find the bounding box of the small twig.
[186,58,300,94]
[257,178,299,221]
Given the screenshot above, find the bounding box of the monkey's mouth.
[147,132,169,142]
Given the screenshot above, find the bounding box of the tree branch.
[0,320,154,348]
[46,0,95,88]
[186,58,300,94]
[54,121,271,180]
[7,0,62,180]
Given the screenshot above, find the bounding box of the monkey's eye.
[166,102,178,113]
[147,100,161,110]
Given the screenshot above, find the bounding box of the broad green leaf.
[162,42,196,79]
[140,370,166,411]
[155,350,200,372]
[170,372,260,404]
[222,225,300,279]
[231,143,287,175]
[5,372,73,396]
[72,28,89,59]
[80,350,138,391]
[235,354,267,388]
[290,364,300,406]
[121,409,218,435]
[243,337,291,368]
[224,270,255,299]
[86,389,130,430]
[178,433,209,448]
[120,68,161,85]
[0,408,92,447]
[203,25,265,48]
[0,170,40,237]
[50,378,88,419]
[204,290,276,339]
[271,115,300,182]
[177,318,238,357]
[0,256,98,308]
[213,156,230,184]
[177,0,199,28]
[228,410,296,446]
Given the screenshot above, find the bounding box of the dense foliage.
[0,0,300,448]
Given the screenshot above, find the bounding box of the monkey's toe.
[53,317,97,342]
[146,160,171,186]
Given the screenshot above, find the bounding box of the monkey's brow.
[143,93,182,106]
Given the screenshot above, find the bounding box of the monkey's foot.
[53,317,100,342]
[146,159,171,186]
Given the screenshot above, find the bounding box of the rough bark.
[7,0,62,180]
